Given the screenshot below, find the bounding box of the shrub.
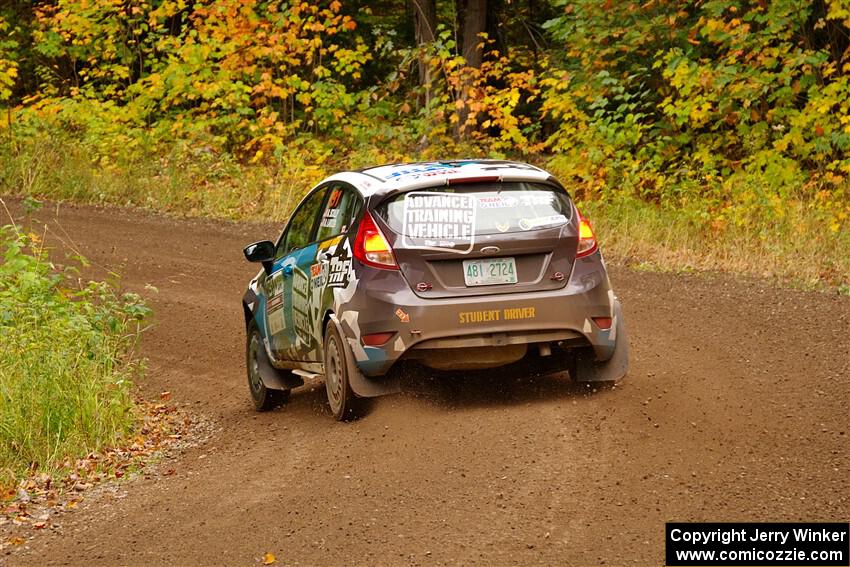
[0,221,150,485]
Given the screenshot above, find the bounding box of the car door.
[264,186,328,360]
[312,181,363,292]
[290,183,363,362]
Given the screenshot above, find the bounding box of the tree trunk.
[410,0,437,107]
[458,0,487,138]
[461,0,487,70]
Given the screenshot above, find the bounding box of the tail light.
[575,209,598,258]
[353,211,399,270]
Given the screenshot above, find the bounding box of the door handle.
[282,264,294,276]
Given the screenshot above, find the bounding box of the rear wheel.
[323,323,363,421]
[246,320,290,411]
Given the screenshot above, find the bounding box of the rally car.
[242,160,629,420]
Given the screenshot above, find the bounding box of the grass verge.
[0,214,150,487]
[583,197,850,290]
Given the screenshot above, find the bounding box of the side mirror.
[243,240,276,273]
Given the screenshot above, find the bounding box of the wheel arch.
[323,311,400,398]
[322,309,335,338]
[243,301,254,330]
[242,286,260,332]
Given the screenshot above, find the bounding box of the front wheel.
[323,323,363,421]
[246,320,290,411]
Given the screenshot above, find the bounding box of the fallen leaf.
[159,391,172,401]
[16,488,31,503]
[262,552,277,565]
[33,521,47,529]
[8,537,24,545]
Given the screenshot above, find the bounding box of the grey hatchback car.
[242,160,629,420]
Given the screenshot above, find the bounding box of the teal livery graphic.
[242,160,630,420]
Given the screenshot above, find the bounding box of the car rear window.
[375,182,573,237]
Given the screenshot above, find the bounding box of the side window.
[315,185,362,242]
[277,187,327,257]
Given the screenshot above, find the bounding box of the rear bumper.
[339,254,623,376]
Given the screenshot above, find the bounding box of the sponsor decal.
[291,267,316,350]
[265,271,286,336]
[310,262,327,288]
[266,270,284,297]
[476,195,518,209]
[402,191,477,254]
[267,295,286,335]
[517,193,556,206]
[293,307,313,346]
[292,266,308,299]
[480,162,539,172]
[267,295,283,311]
[416,168,458,178]
[268,307,285,335]
[327,242,353,288]
[458,306,536,324]
[395,308,410,323]
[319,189,344,228]
[319,208,340,228]
[518,214,567,231]
[327,188,342,208]
[383,162,470,181]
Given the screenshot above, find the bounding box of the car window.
[278,187,327,257]
[315,185,362,242]
[375,181,572,237]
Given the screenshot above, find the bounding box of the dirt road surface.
[4,201,849,566]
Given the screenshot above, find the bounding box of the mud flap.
[328,315,401,398]
[575,312,630,383]
[257,343,304,390]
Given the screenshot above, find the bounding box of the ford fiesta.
[242,160,629,420]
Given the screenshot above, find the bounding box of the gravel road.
[5,201,848,567]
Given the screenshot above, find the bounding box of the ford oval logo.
[480,246,500,255]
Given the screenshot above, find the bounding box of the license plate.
[463,257,517,286]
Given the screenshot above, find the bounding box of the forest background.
[1,0,848,288]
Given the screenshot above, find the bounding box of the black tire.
[323,322,363,421]
[246,320,290,411]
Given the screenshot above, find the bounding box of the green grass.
[0,220,150,486]
[1,132,847,290]
[583,196,850,289]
